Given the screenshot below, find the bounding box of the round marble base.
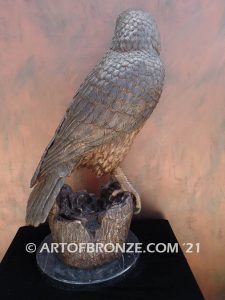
[36,231,140,288]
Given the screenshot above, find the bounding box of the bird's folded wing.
[31,53,163,187]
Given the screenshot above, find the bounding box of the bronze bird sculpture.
[26,9,165,226]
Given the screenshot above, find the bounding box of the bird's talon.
[111,189,123,197]
[132,193,141,214]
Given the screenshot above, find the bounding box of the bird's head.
[111,9,161,54]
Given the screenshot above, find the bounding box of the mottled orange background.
[0,0,225,299]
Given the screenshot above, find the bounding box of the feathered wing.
[26,50,164,226]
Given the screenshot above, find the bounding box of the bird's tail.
[26,174,64,227]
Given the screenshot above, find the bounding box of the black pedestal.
[0,220,204,300]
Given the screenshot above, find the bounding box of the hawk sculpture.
[26,9,165,226]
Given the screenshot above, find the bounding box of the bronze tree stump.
[48,183,134,269]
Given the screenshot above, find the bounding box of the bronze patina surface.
[26,9,164,227]
[48,183,134,268]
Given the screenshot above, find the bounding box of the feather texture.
[26,9,165,226]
